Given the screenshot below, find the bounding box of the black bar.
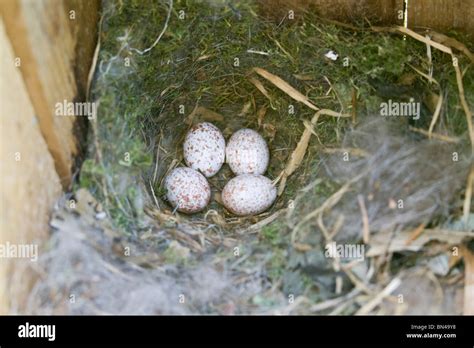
[0,315,473,346]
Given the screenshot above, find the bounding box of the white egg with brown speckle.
[183,122,225,177]
[164,167,211,214]
[226,128,269,175]
[222,174,276,216]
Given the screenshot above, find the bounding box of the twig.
[309,288,361,313]
[243,209,287,233]
[452,55,474,152]
[408,126,459,143]
[149,180,160,210]
[425,29,474,63]
[374,26,453,54]
[355,278,401,315]
[87,15,103,99]
[404,223,426,246]
[357,194,370,244]
[407,64,443,137]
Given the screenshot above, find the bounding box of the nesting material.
[290,118,471,243]
[226,128,270,175]
[222,174,277,216]
[164,167,211,213]
[183,122,225,177]
[75,0,473,315]
[22,192,257,315]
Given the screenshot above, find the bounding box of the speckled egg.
[222,174,276,216]
[183,122,225,177]
[226,128,269,175]
[164,167,211,214]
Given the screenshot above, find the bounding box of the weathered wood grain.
[1,0,100,187]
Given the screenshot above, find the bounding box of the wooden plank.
[0,0,100,187]
[408,0,474,38]
[257,0,402,25]
[0,18,62,313]
[258,0,473,37]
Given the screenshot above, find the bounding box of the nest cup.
[83,0,473,236]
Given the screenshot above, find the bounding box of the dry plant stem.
[291,169,375,296]
[371,26,453,54]
[408,64,443,137]
[87,15,103,99]
[461,245,474,315]
[425,29,474,63]
[277,116,318,195]
[355,277,401,315]
[328,213,345,240]
[128,0,173,55]
[452,55,474,152]
[246,49,270,56]
[278,109,351,195]
[249,67,350,197]
[340,263,373,295]
[152,133,162,184]
[248,76,275,108]
[323,76,344,112]
[291,171,366,245]
[357,194,370,244]
[408,126,459,143]
[463,165,474,225]
[243,209,287,233]
[329,298,356,315]
[322,147,369,157]
[149,181,160,210]
[371,27,473,146]
[351,87,357,124]
[272,37,296,63]
[252,67,319,111]
[393,26,473,152]
[404,223,426,246]
[317,213,373,296]
[309,288,361,312]
[366,228,474,257]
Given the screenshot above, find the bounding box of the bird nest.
[26,0,474,314]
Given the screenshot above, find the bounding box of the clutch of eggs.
[183,122,225,177]
[222,174,276,216]
[226,128,269,175]
[164,167,211,214]
[167,124,275,217]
